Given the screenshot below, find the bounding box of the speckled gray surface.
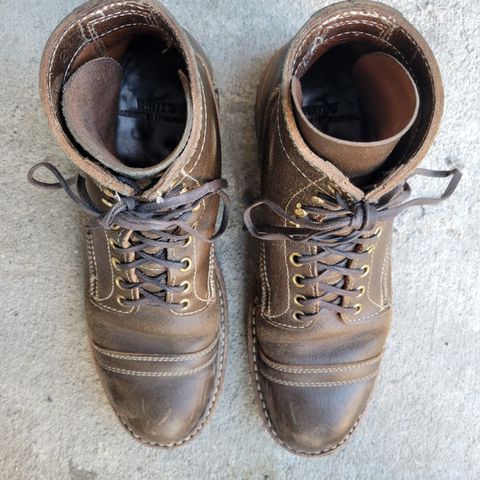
[1,0,479,479]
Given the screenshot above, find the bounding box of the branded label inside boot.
[301,46,366,142]
[116,36,188,168]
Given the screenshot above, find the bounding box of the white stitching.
[93,336,218,362]
[99,354,216,377]
[94,229,115,301]
[381,240,392,306]
[295,19,389,75]
[86,232,97,298]
[115,271,227,447]
[293,15,434,190]
[89,298,134,315]
[260,351,381,374]
[259,369,378,388]
[251,306,365,455]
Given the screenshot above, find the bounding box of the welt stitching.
[99,354,216,377]
[259,369,378,387]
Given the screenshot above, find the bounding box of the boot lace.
[244,168,461,319]
[28,162,230,310]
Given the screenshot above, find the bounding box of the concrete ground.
[1,0,479,478]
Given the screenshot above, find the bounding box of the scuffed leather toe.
[254,348,381,456]
[92,335,224,447]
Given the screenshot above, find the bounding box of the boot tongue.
[292,52,419,179]
[62,57,191,180]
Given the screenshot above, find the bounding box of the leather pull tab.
[292,52,419,178]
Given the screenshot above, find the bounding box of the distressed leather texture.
[38,0,227,447]
[248,0,444,456]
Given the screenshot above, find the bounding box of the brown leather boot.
[245,0,461,456]
[29,0,229,447]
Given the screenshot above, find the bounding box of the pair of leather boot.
[29,0,461,455]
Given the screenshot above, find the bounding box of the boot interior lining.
[115,35,188,168]
[294,30,435,193]
[300,46,368,143]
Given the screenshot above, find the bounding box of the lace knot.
[350,202,378,232]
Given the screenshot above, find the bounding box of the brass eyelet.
[292,311,304,321]
[101,198,114,208]
[365,244,375,254]
[180,299,190,310]
[115,276,126,290]
[180,280,191,293]
[288,252,302,267]
[360,265,370,278]
[111,224,121,231]
[108,238,120,249]
[354,303,362,315]
[180,257,192,272]
[375,226,383,237]
[292,274,305,288]
[183,235,192,248]
[111,257,122,271]
[311,195,324,205]
[356,286,365,297]
[294,294,306,307]
[102,187,115,197]
[294,202,307,218]
[116,295,126,307]
[192,202,202,213]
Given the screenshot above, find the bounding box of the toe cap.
[255,350,380,455]
[93,338,223,446]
